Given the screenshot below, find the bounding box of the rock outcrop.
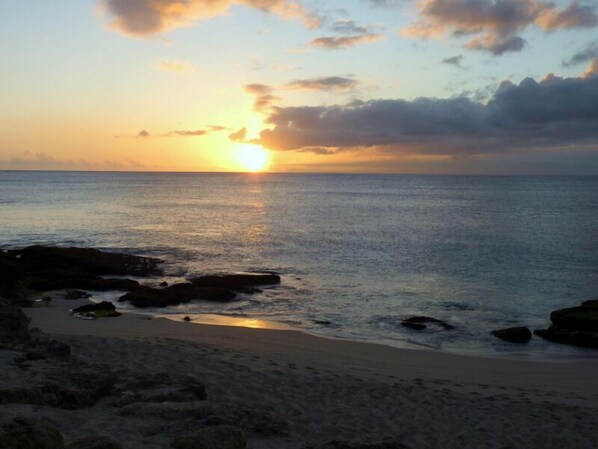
[491,326,532,343]
[170,425,247,449]
[535,299,598,348]
[401,316,454,331]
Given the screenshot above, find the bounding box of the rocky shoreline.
[2,246,598,448]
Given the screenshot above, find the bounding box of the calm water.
[2,171,598,358]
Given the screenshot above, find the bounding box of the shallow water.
[2,171,597,359]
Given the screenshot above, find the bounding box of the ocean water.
[1,170,598,359]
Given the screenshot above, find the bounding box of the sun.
[235,144,270,172]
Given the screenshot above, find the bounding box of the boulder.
[64,290,92,300]
[72,301,116,313]
[23,272,139,293]
[0,299,30,342]
[0,417,64,449]
[170,425,247,449]
[401,316,454,331]
[535,299,598,348]
[119,284,236,308]
[491,327,532,343]
[65,435,123,449]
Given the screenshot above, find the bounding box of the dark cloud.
[167,129,208,136]
[403,0,598,55]
[331,19,370,34]
[256,72,598,159]
[563,40,598,66]
[100,0,321,37]
[138,130,150,137]
[243,84,281,112]
[284,76,359,91]
[441,55,463,67]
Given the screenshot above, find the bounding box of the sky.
[1,0,598,174]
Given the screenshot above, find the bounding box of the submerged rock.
[190,273,281,291]
[170,425,247,449]
[491,327,532,343]
[535,299,598,348]
[401,316,454,331]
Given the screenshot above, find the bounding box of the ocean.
[1,171,597,358]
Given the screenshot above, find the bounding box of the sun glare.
[236,144,270,172]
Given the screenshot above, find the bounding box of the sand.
[4,297,598,448]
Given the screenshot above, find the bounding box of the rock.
[535,299,598,348]
[111,372,207,406]
[72,301,116,313]
[64,290,92,300]
[0,417,64,449]
[550,299,598,332]
[314,320,332,325]
[119,284,236,308]
[170,425,247,449]
[160,281,169,287]
[314,442,411,449]
[24,273,139,293]
[43,339,72,358]
[491,326,532,343]
[0,300,31,342]
[190,273,281,291]
[65,435,123,449]
[401,316,454,331]
[184,316,191,322]
[12,246,162,276]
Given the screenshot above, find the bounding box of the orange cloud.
[100,0,320,37]
[583,59,598,78]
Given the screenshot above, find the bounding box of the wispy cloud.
[309,33,384,50]
[99,0,321,38]
[563,40,598,67]
[441,55,463,67]
[154,60,196,74]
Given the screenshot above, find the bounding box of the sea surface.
[1,171,598,359]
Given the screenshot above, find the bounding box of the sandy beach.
[0,296,595,448]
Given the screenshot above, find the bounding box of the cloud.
[0,152,152,171]
[330,19,370,35]
[243,83,281,112]
[584,59,598,78]
[134,126,229,137]
[309,33,384,50]
[563,40,598,66]
[138,130,150,137]
[229,128,248,141]
[243,76,360,112]
[284,76,359,92]
[99,0,321,37]
[255,71,598,160]
[403,0,598,55]
[441,55,463,67]
[154,60,196,74]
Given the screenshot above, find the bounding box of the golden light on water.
[235,144,270,172]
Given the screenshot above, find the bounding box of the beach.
[2,296,596,448]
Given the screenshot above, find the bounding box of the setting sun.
[235,144,270,172]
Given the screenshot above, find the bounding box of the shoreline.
[24,297,598,398]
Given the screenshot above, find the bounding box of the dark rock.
[24,273,139,293]
[64,290,92,300]
[119,284,236,308]
[314,320,332,325]
[43,339,72,358]
[183,316,191,322]
[0,252,24,300]
[0,300,31,342]
[65,435,123,449]
[401,322,426,331]
[72,301,116,313]
[550,300,598,332]
[0,417,64,449]
[12,246,162,276]
[314,442,411,449]
[534,326,598,348]
[160,281,169,287]
[170,425,247,449]
[401,316,454,330]
[190,273,281,291]
[111,372,207,406]
[535,299,598,348]
[491,327,532,343]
